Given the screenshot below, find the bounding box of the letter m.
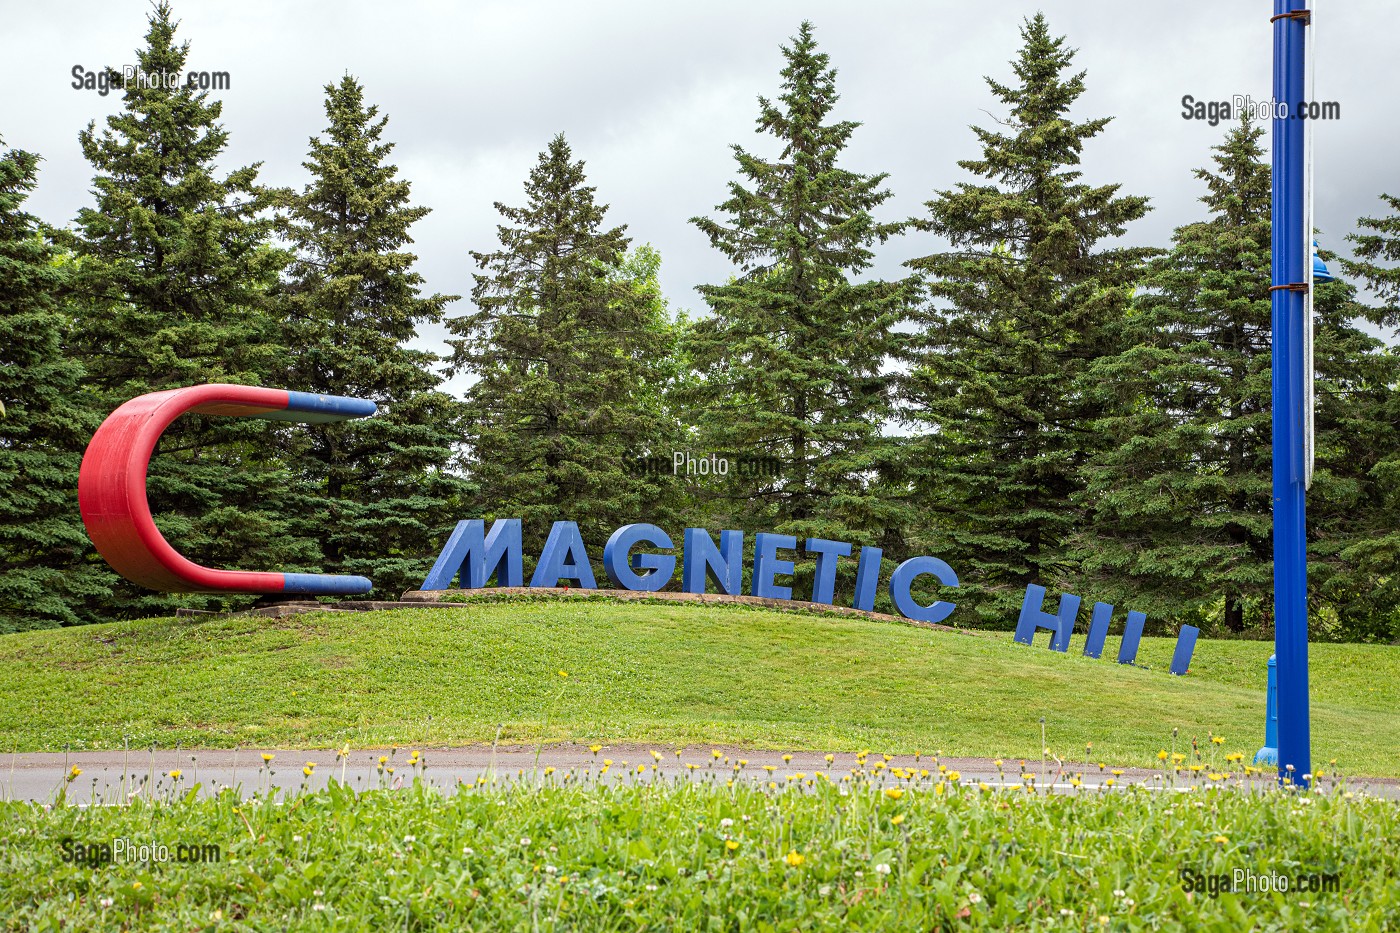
[421,519,524,589]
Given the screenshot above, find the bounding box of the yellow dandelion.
[785,850,805,867]
[884,787,905,800]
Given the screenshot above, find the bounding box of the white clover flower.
[544,865,557,874]
[645,884,658,892]
[720,818,734,829]
[968,891,983,904]
[99,898,114,909]
[875,864,891,876]
[404,835,415,844]
[520,837,531,846]
[1113,889,1126,898]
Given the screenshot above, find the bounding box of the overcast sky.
[4,1,1397,393]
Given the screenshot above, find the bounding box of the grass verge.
[1,773,1395,930]
[0,601,1396,773]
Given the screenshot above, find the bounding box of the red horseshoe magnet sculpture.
[79,384,376,595]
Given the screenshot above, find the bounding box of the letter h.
[1014,584,1079,652]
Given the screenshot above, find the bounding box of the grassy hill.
[1,600,1396,774]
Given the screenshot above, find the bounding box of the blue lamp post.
[1270,0,1314,789]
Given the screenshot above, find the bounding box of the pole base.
[1254,746,1278,766]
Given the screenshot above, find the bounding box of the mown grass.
[0,601,1396,773]
[1,771,1395,931]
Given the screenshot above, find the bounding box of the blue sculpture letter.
[1014,585,1079,652]
[422,518,523,589]
[603,524,675,592]
[751,533,797,600]
[530,521,597,589]
[681,528,744,595]
[887,556,959,624]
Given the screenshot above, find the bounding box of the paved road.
[3,744,1393,803]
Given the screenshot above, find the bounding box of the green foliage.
[68,3,314,617]
[277,75,468,597]
[686,21,913,556]
[0,142,109,631]
[1342,192,1400,334]
[900,14,1154,626]
[447,134,683,555]
[1081,120,1400,641]
[3,769,1398,929]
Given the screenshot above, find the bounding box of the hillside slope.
[1,601,1395,773]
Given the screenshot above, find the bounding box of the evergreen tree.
[0,142,109,631]
[686,21,911,554]
[447,134,680,556]
[70,3,313,615]
[1078,120,1275,631]
[279,76,468,597]
[1342,193,1400,334]
[900,14,1154,626]
[1082,119,1399,638]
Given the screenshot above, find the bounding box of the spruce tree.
[71,3,314,615]
[1082,119,1399,637]
[686,21,911,554]
[1342,193,1400,333]
[900,14,1153,626]
[279,76,468,597]
[447,134,680,556]
[0,142,109,631]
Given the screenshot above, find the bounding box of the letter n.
[681,528,744,595]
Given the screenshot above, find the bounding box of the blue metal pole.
[1270,0,1312,789]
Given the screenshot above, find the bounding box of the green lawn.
[1,775,1395,930]
[0,601,1396,774]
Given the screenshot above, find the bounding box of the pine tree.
[1082,119,1399,638]
[900,14,1153,626]
[70,3,314,615]
[279,76,468,597]
[0,142,109,631]
[447,134,680,556]
[686,21,911,554]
